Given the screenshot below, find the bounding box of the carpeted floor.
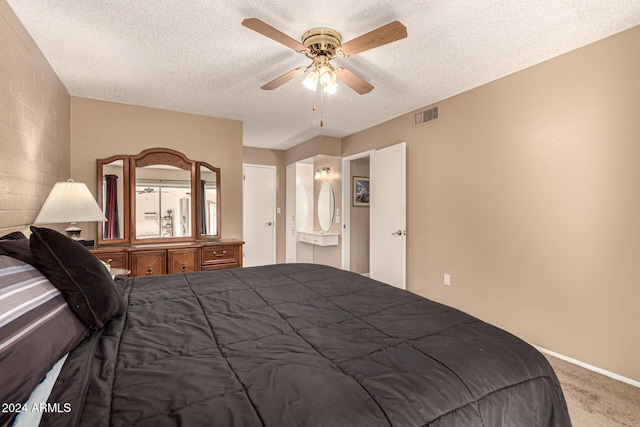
[545,355,640,426]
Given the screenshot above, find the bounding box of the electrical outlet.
[444,274,451,286]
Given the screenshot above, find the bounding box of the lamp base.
[65,222,83,241]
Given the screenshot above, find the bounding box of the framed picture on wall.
[353,176,370,206]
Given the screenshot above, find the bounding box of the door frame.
[243,163,277,266]
[341,150,375,271]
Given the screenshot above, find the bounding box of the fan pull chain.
[309,81,324,127]
[312,83,318,112]
[320,88,324,127]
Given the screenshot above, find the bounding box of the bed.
[1,227,571,426]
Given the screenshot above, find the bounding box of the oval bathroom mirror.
[317,182,335,232]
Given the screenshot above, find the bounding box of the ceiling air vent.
[414,106,438,126]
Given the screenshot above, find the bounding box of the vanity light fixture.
[314,167,331,180]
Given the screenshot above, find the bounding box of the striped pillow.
[0,255,88,425]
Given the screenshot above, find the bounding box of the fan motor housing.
[302,28,342,58]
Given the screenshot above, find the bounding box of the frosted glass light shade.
[35,180,106,239]
[302,71,319,91]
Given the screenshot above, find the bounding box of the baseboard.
[534,345,640,389]
[361,273,370,278]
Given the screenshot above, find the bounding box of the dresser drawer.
[202,245,237,266]
[168,248,200,274]
[131,250,166,277]
[93,251,128,269]
[202,262,239,271]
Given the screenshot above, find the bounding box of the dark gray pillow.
[0,230,27,240]
[29,226,124,328]
[0,238,34,265]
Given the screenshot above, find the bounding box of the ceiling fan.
[242,18,407,95]
[136,187,168,194]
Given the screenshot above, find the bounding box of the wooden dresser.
[94,148,242,277]
[91,240,243,277]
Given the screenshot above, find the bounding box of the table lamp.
[34,179,107,241]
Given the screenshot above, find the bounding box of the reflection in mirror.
[318,182,335,232]
[135,165,192,240]
[196,162,221,239]
[97,156,129,245]
[201,168,217,236]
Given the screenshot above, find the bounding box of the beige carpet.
[545,355,640,426]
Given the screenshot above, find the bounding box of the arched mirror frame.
[195,161,222,240]
[130,148,197,245]
[96,155,130,245]
[97,148,223,245]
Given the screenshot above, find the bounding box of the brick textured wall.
[0,1,70,232]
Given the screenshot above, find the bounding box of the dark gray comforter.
[42,263,571,426]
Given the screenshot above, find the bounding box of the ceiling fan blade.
[261,67,306,90]
[336,68,374,95]
[242,18,306,52]
[340,21,407,57]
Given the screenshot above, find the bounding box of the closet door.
[370,142,406,289]
[286,164,296,263]
[243,164,276,267]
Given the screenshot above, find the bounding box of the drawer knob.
[181,264,187,272]
[146,266,153,275]
[214,250,226,257]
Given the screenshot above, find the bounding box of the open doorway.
[342,143,406,289]
[342,150,374,275]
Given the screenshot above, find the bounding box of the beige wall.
[343,26,640,382]
[243,146,286,263]
[0,1,70,234]
[70,97,243,241]
[284,135,341,165]
[350,158,370,274]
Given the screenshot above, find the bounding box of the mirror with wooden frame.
[97,148,222,245]
[97,155,130,245]
[196,161,221,239]
[130,148,196,244]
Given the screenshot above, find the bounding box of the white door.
[243,164,276,267]
[370,142,406,289]
[285,164,296,262]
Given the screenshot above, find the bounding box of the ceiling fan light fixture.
[323,80,338,94]
[302,71,319,91]
[319,66,338,94]
[318,66,332,84]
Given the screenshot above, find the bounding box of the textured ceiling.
[6,1,640,149]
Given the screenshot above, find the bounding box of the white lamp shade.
[35,180,107,224]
